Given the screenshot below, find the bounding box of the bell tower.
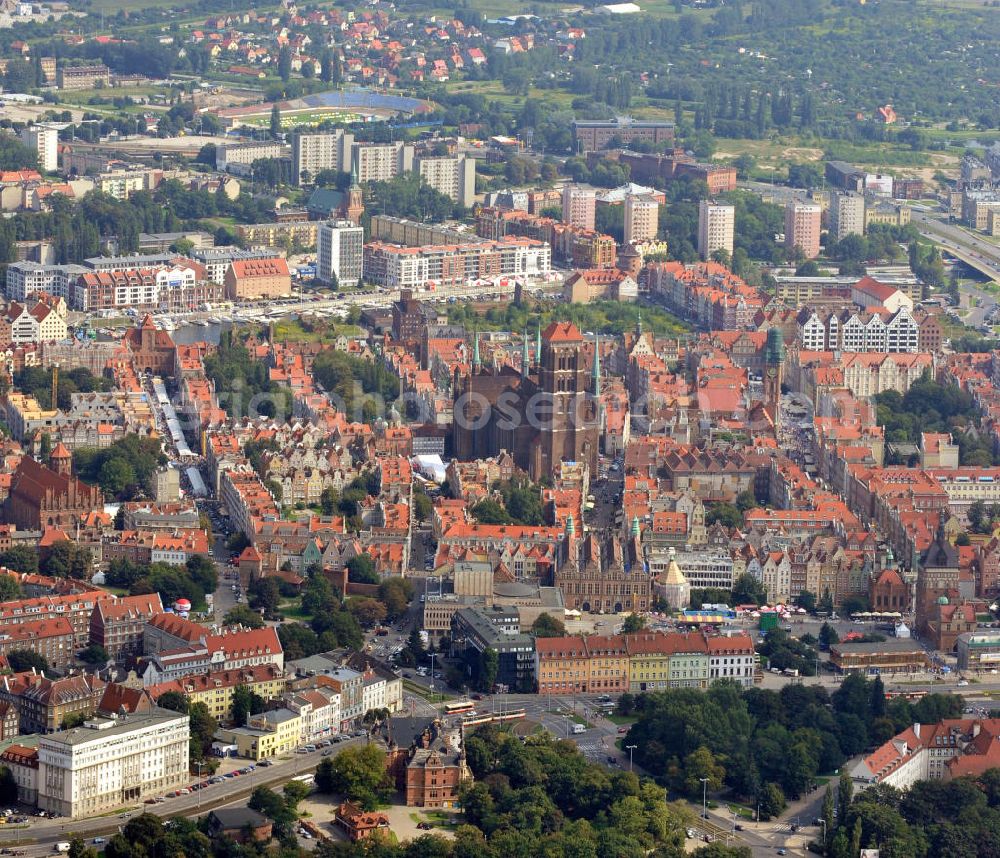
[345,161,364,225]
[763,327,784,425]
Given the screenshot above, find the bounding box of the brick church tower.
[530,322,599,481]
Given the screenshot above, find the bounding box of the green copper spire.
[632,515,641,538]
[592,334,601,397]
[522,329,530,377]
[566,513,575,537]
[535,323,542,363]
[636,308,642,335]
[350,157,359,189]
[472,330,480,369]
[885,544,895,568]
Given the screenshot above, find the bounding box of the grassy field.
[272,317,362,342]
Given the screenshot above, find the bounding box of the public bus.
[444,700,475,716]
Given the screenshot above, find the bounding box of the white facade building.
[624,193,659,245]
[830,191,866,241]
[37,709,189,819]
[561,185,596,231]
[697,200,735,261]
[6,262,86,302]
[415,155,476,207]
[352,142,414,183]
[21,124,59,172]
[292,130,354,186]
[317,220,364,287]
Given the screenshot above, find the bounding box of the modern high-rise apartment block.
[21,124,59,172]
[415,155,476,207]
[624,194,659,245]
[317,220,364,287]
[697,200,735,261]
[351,142,415,183]
[291,130,354,186]
[829,191,866,241]
[561,186,596,231]
[784,200,822,259]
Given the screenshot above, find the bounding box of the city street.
[0,738,367,855]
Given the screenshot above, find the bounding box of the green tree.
[270,103,283,139]
[0,575,20,601]
[0,766,17,805]
[758,782,786,820]
[156,690,189,714]
[822,784,836,850]
[6,649,49,673]
[347,554,379,584]
[413,491,433,523]
[318,744,391,809]
[623,613,647,633]
[99,457,136,496]
[837,770,854,824]
[277,46,292,82]
[283,779,311,811]
[378,577,413,620]
[41,541,92,579]
[683,746,726,798]
[224,604,265,629]
[231,684,265,726]
[0,545,39,574]
[531,612,566,637]
[731,573,766,605]
[78,644,108,664]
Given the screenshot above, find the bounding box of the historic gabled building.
[5,449,102,530]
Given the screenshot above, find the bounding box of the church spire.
[472,330,480,370]
[636,309,642,335]
[535,323,542,363]
[566,513,575,538]
[592,333,601,397]
[349,157,359,189]
[631,515,640,538]
[521,330,530,377]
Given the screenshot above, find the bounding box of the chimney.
[913,723,920,738]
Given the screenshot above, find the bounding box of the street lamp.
[195,760,204,811]
[625,744,637,772]
[820,818,828,848]
[701,777,709,821]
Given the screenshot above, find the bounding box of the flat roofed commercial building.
[37,708,189,818]
[572,117,675,152]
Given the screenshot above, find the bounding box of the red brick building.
[89,593,164,660]
[5,451,102,531]
[123,315,176,376]
[405,746,471,808]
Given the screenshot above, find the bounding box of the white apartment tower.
[415,155,476,207]
[561,185,596,231]
[291,130,354,186]
[317,220,364,288]
[697,200,735,261]
[21,124,59,172]
[624,194,659,245]
[351,142,415,183]
[784,200,822,259]
[830,191,866,241]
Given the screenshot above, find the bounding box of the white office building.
[697,200,735,261]
[21,124,59,172]
[317,220,364,287]
[37,708,189,819]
